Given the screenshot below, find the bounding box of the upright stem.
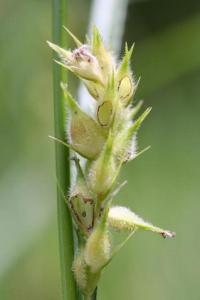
[52,1,77,300]
[91,288,97,300]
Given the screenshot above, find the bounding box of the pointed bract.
[117,44,135,105]
[114,107,151,163]
[92,26,114,79]
[127,107,152,138]
[47,41,72,61]
[117,43,134,76]
[63,26,82,47]
[129,99,143,120]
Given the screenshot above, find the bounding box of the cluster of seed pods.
[48,27,175,299]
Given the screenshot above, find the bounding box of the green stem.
[52,1,77,300]
[91,288,97,300]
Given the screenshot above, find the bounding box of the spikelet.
[84,208,111,273]
[87,133,118,198]
[72,249,87,291]
[69,157,95,235]
[61,83,107,160]
[108,206,175,238]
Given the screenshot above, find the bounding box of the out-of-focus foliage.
[0,0,200,300]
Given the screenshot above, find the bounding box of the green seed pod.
[61,83,107,160]
[88,133,118,199]
[73,248,101,298]
[84,228,110,273]
[69,158,95,235]
[84,208,111,273]
[73,249,87,291]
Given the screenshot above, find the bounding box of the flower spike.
[47,26,175,298]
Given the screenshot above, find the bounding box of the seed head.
[48,26,175,296]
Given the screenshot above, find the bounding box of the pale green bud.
[73,249,87,291]
[84,229,110,273]
[61,83,107,160]
[73,248,101,298]
[69,158,95,235]
[108,206,175,238]
[84,210,111,273]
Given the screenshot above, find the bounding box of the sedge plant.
[48,27,175,300]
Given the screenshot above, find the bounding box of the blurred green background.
[1,0,200,299]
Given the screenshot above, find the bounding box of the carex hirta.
[48,26,175,299]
